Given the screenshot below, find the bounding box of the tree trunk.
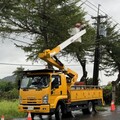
[111,68,120,102]
[76,53,87,84]
[112,81,116,102]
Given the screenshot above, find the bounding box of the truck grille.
[27,97,36,100]
[26,97,42,104]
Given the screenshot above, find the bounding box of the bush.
[4,88,19,100]
[0,100,25,119]
[0,81,19,100]
[116,83,120,105]
[103,84,112,105]
[0,81,14,92]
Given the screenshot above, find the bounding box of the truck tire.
[55,105,62,120]
[31,113,35,120]
[31,113,43,120]
[82,101,93,114]
[62,111,74,118]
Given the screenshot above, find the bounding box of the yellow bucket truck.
[18,29,104,120]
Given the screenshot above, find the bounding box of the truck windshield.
[20,75,50,89]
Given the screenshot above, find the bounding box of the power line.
[86,0,105,15]
[84,0,120,28]
[100,5,120,27]
[3,36,31,45]
[0,62,42,66]
[82,1,98,13]
[79,0,88,6]
[86,0,98,10]
[0,62,81,67]
[0,33,32,45]
[83,0,108,16]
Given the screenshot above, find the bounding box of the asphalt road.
[13,106,120,120]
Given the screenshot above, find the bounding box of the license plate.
[28,106,34,110]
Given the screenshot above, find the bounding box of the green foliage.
[4,88,19,100]
[96,106,107,111]
[0,0,96,81]
[13,67,24,89]
[103,83,112,105]
[0,100,25,119]
[116,83,120,105]
[104,83,112,90]
[0,0,86,61]
[86,78,93,85]
[0,81,18,100]
[100,22,120,76]
[0,81,14,92]
[0,67,25,100]
[99,22,120,103]
[86,77,101,85]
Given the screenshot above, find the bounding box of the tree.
[13,67,24,88]
[100,22,120,102]
[0,81,14,92]
[103,82,112,105]
[116,83,120,104]
[0,81,17,99]
[0,0,86,60]
[67,26,95,81]
[0,0,93,80]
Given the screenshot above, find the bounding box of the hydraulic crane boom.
[39,29,86,83]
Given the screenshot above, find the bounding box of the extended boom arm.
[39,29,86,83]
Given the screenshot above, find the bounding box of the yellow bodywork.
[18,72,68,113]
[70,85,103,104]
[19,84,103,113]
[19,104,50,113]
[18,87,50,113]
[19,73,104,114]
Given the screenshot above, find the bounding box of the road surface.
[13,106,120,120]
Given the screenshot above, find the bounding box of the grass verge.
[0,100,26,120]
[96,106,108,111]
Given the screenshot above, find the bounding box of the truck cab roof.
[23,69,63,75]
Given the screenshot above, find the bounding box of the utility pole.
[92,5,107,85]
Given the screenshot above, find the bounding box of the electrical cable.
[0,62,42,66]
[2,36,31,45]
[83,0,120,28]
[0,62,81,67]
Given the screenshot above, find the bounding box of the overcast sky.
[0,0,119,85]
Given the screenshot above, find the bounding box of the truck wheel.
[55,105,62,120]
[62,111,74,118]
[82,101,93,114]
[93,102,97,113]
[31,113,35,120]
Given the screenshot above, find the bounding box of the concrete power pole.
[92,4,107,85]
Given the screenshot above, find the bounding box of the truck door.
[51,75,62,96]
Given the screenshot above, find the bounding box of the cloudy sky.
[0,0,119,85]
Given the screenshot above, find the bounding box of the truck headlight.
[42,95,48,104]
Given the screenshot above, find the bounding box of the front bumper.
[18,104,51,113]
